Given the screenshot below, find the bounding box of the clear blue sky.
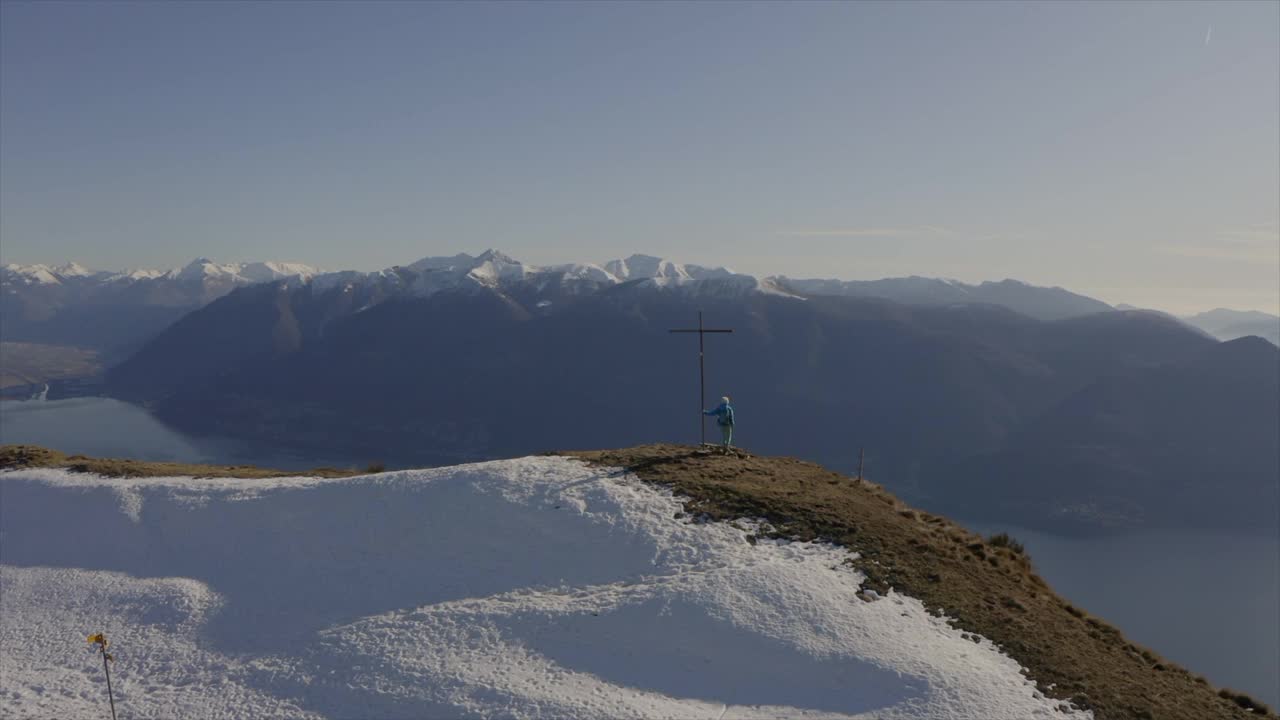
[2,0,1276,314]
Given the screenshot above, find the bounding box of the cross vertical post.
[669,311,733,446]
[698,312,705,443]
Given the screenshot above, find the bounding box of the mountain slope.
[3,444,1268,719]
[935,336,1280,530]
[0,342,99,391]
[106,281,1252,531]
[3,450,1087,720]
[111,288,1057,465]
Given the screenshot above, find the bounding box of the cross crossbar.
[668,311,734,446]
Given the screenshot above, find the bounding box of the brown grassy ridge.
[3,442,1271,719]
[562,444,1274,720]
[0,444,370,479]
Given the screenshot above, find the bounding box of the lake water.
[972,522,1279,708]
[3,396,1278,707]
[0,396,359,470]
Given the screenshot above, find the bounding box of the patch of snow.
[754,276,806,299]
[1,458,1088,719]
[116,268,168,281]
[406,253,477,273]
[541,262,620,285]
[1,263,61,285]
[311,270,379,294]
[603,254,735,283]
[237,262,318,283]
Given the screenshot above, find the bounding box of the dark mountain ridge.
[106,269,1276,532]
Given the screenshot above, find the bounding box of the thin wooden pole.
[101,644,117,720]
[857,448,865,482]
[698,311,705,446]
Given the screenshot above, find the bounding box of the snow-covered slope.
[1,263,75,286]
[1,457,1085,719]
[604,253,735,283]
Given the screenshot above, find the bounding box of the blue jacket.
[704,402,734,426]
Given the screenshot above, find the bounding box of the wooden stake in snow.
[87,633,117,720]
[669,311,733,446]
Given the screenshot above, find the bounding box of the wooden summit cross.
[669,311,733,446]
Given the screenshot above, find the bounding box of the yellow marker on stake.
[87,632,117,720]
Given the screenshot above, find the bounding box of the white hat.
[721,396,731,404]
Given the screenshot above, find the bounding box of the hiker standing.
[703,396,735,451]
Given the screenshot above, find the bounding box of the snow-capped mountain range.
[12,250,1279,345]
[2,251,794,307]
[1,258,318,288]
[306,250,796,303]
[2,249,1132,357]
[4,250,1107,314]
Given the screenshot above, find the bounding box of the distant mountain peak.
[602,254,736,284]
[54,262,94,277]
[475,248,518,264]
[173,258,226,281]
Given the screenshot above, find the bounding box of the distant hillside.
[780,276,1114,321]
[0,342,99,391]
[1184,308,1280,346]
[934,337,1280,530]
[2,443,1270,719]
[0,259,317,360]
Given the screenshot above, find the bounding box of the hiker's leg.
[721,424,733,448]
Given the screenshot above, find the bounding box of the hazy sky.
[2,1,1277,314]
